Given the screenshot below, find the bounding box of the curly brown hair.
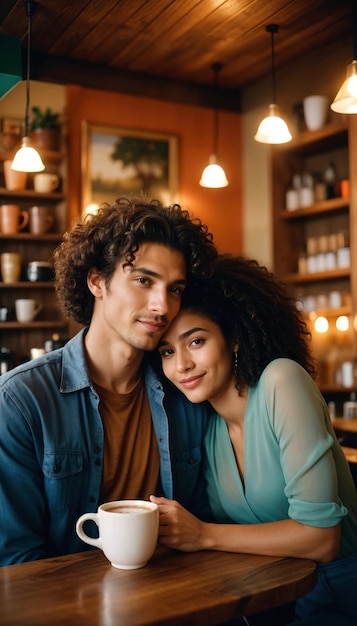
[177,254,316,392]
[53,197,217,325]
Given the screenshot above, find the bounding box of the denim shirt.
[0,329,211,565]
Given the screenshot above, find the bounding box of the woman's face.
[158,309,236,405]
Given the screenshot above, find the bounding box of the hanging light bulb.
[199,63,229,188]
[255,24,292,144]
[336,315,350,331]
[11,0,45,173]
[199,154,229,188]
[314,316,329,333]
[331,2,357,114]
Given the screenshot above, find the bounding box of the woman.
[150,254,357,624]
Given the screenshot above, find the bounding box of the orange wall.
[66,86,242,254]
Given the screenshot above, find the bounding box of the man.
[0,197,217,565]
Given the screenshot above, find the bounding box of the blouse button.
[95,459,101,467]
[93,446,100,453]
[53,464,61,473]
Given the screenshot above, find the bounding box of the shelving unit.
[271,119,357,395]
[0,147,69,367]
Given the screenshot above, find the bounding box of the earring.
[234,351,239,375]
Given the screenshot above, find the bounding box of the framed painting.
[82,122,179,212]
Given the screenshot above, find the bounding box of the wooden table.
[0,547,316,626]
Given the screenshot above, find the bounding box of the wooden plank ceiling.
[0,0,353,110]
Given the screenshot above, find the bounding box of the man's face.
[88,243,187,352]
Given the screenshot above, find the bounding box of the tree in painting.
[110,136,169,193]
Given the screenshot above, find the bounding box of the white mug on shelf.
[15,299,42,323]
[303,95,329,131]
[33,173,59,193]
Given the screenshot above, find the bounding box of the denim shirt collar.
[59,327,164,396]
[60,328,92,392]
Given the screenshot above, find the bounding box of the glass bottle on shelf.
[315,235,327,272]
[336,231,350,269]
[300,172,314,207]
[325,234,337,271]
[298,250,307,274]
[324,162,337,199]
[306,237,318,273]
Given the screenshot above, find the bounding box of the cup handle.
[51,176,59,190]
[46,215,54,230]
[18,211,29,232]
[76,513,102,549]
[34,302,43,317]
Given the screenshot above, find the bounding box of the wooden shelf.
[332,417,357,433]
[0,281,55,289]
[0,321,68,330]
[0,148,64,163]
[284,268,350,284]
[273,122,348,155]
[302,305,351,318]
[0,233,63,242]
[280,197,348,219]
[0,146,69,365]
[0,187,65,201]
[272,117,357,390]
[320,384,357,394]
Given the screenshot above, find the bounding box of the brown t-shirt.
[95,377,160,503]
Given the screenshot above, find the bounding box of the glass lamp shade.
[254,104,292,144]
[331,60,357,114]
[199,154,229,188]
[11,136,45,172]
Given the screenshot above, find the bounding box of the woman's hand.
[149,495,207,552]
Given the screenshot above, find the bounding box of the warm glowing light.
[84,203,99,217]
[11,137,45,172]
[336,315,349,331]
[314,316,329,333]
[347,73,357,97]
[254,104,292,144]
[331,60,357,114]
[199,155,229,188]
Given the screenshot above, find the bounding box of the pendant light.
[331,1,357,114]
[199,62,229,188]
[11,0,45,173]
[254,24,292,144]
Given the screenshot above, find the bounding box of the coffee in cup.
[76,500,159,569]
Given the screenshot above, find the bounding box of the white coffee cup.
[303,95,329,131]
[15,299,42,322]
[30,347,46,359]
[76,500,159,570]
[33,173,59,193]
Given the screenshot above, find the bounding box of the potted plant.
[30,106,61,151]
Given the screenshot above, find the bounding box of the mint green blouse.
[204,358,357,558]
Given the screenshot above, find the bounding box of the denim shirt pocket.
[43,450,83,511]
[172,445,202,505]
